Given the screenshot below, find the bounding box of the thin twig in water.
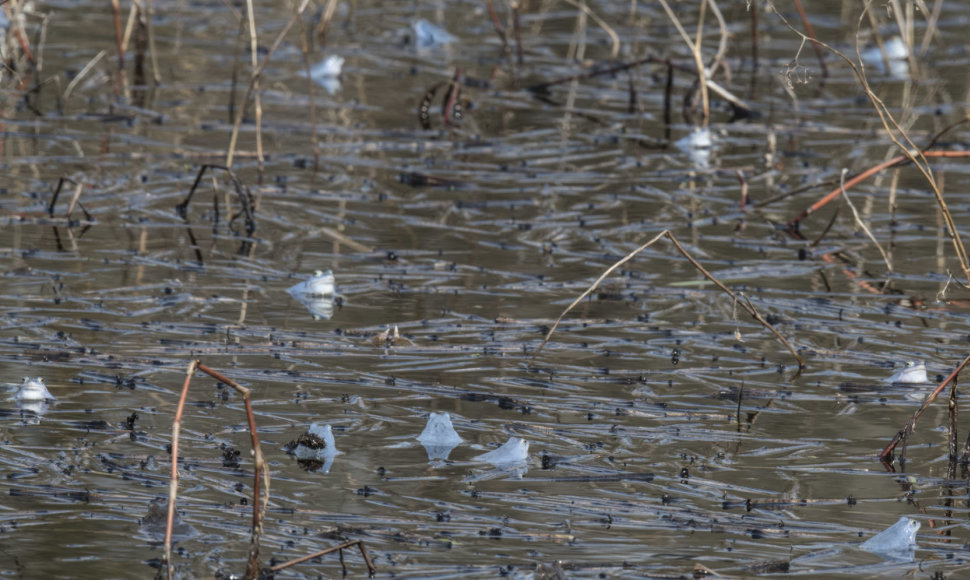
[880,353,970,469]
[657,0,709,126]
[527,230,803,370]
[269,540,377,576]
[838,168,893,273]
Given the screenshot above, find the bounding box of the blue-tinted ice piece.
[310,55,344,79]
[860,516,920,559]
[418,412,462,460]
[413,19,457,48]
[16,377,54,402]
[288,270,336,297]
[888,361,928,384]
[309,56,344,95]
[288,270,338,320]
[475,437,529,466]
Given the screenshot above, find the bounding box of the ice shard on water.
[860,516,920,559]
[475,437,529,466]
[417,412,462,460]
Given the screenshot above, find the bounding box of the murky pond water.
[4,0,970,577]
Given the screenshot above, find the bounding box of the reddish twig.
[787,150,970,232]
[268,539,377,576]
[792,0,827,78]
[879,353,970,469]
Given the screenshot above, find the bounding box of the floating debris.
[308,55,344,95]
[888,361,928,384]
[288,270,339,320]
[310,55,344,79]
[475,436,529,466]
[417,412,463,460]
[284,423,340,473]
[860,516,920,559]
[15,377,55,402]
[412,18,457,49]
[675,127,713,169]
[139,499,199,542]
[370,324,414,347]
[288,269,336,297]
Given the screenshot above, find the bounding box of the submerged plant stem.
[527,230,804,370]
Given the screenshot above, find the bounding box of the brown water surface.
[3,1,970,577]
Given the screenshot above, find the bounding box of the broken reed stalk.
[837,168,893,273]
[163,360,198,580]
[527,229,804,370]
[47,177,91,222]
[164,361,271,580]
[791,0,828,79]
[657,0,709,126]
[879,353,970,468]
[269,540,376,576]
[770,1,970,286]
[226,0,310,169]
[787,150,970,230]
[176,164,256,237]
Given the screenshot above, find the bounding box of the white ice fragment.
[418,412,462,446]
[288,270,339,319]
[413,19,457,49]
[16,377,54,402]
[861,36,909,77]
[288,270,336,297]
[287,423,340,473]
[860,516,920,559]
[308,56,344,95]
[418,412,463,460]
[310,55,344,79]
[292,423,339,460]
[475,437,529,466]
[888,362,928,384]
[675,127,713,169]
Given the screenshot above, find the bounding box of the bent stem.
[879,352,970,470]
[527,230,803,370]
[770,1,970,286]
[163,361,270,580]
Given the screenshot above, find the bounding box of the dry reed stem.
[527,230,803,369]
[163,359,198,580]
[269,539,377,576]
[787,150,970,230]
[63,50,106,99]
[111,0,124,69]
[792,0,827,78]
[176,164,256,237]
[195,363,269,579]
[226,0,310,169]
[770,2,970,286]
[879,353,970,468]
[562,0,619,60]
[838,168,893,273]
[163,361,271,580]
[657,0,709,126]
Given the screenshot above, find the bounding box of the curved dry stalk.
[269,540,376,576]
[768,1,970,286]
[657,0,709,126]
[528,230,803,369]
[163,361,271,580]
[163,359,199,580]
[562,0,619,60]
[226,0,310,168]
[838,168,893,273]
[879,352,970,468]
[196,363,269,579]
